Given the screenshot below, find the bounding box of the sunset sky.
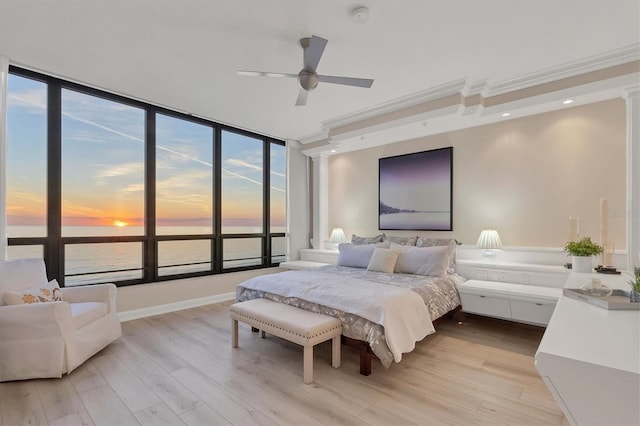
[7,74,286,232]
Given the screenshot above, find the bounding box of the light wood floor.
[0,301,568,426]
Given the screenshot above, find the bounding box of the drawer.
[459,293,511,319]
[510,300,555,326]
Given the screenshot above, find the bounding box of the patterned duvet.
[236,265,464,368]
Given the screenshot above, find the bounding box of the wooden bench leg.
[303,345,313,384]
[231,319,238,348]
[331,335,341,368]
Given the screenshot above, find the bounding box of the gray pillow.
[383,235,417,246]
[391,244,451,276]
[351,233,385,245]
[338,242,389,268]
[415,237,459,272]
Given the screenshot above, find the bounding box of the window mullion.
[145,109,157,281]
[47,81,62,284]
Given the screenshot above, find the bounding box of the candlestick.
[568,216,579,241]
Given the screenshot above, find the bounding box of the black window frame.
[6,66,286,287]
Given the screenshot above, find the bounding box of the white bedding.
[237,268,435,362]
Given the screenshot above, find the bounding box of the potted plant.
[629,268,640,303]
[564,237,603,273]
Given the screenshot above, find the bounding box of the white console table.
[535,272,640,426]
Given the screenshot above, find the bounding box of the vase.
[631,290,640,303]
[571,255,593,273]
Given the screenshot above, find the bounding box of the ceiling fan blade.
[295,89,308,106]
[318,75,374,88]
[303,35,328,72]
[237,70,298,78]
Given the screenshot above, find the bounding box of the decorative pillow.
[383,235,418,246]
[367,248,399,273]
[351,233,385,245]
[4,279,63,305]
[338,242,390,268]
[391,245,451,276]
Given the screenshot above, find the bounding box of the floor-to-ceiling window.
[6,67,286,286]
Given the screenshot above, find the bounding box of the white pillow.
[338,242,390,268]
[392,244,451,276]
[367,248,399,273]
[4,279,64,305]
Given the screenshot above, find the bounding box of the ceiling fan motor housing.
[298,70,319,91]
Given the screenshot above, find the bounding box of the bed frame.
[341,306,461,376]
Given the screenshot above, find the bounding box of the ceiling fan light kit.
[237,35,374,106]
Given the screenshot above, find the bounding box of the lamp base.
[482,249,497,263]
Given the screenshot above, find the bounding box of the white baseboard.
[118,291,236,322]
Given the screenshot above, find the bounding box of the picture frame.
[378,147,453,230]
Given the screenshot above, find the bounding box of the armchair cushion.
[4,279,64,305]
[70,302,107,330]
[0,258,48,306]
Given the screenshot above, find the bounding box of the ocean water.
[379,212,451,230]
[8,226,286,286]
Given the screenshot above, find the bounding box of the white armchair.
[0,258,122,381]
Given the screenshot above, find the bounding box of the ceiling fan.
[237,35,374,106]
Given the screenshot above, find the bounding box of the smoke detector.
[350,6,370,24]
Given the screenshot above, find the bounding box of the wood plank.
[36,376,85,423]
[77,384,139,426]
[68,360,107,393]
[48,410,94,426]
[109,338,200,416]
[0,380,48,426]
[179,403,230,426]
[91,354,161,413]
[172,366,276,425]
[120,321,190,373]
[134,402,186,426]
[478,400,558,426]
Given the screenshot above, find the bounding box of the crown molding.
[298,130,329,145]
[624,85,640,98]
[486,43,640,96]
[320,78,468,131]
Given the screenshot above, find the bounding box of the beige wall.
[116,267,282,313]
[329,100,626,248]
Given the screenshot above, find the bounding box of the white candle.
[568,216,579,241]
[600,198,608,265]
[604,241,615,267]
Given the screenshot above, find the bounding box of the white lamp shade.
[329,228,348,243]
[476,229,502,249]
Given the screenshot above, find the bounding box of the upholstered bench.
[230,298,342,384]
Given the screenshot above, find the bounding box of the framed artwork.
[378,147,453,230]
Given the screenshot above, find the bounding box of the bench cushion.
[230,299,341,346]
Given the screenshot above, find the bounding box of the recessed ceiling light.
[563,99,574,105]
[351,6,370,24]
[501,112,511,117]
[330,149,336,153]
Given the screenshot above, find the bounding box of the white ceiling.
[1,0,639,142]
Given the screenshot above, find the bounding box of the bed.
[236,238,464,374]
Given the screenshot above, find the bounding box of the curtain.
[0,56,9,261]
